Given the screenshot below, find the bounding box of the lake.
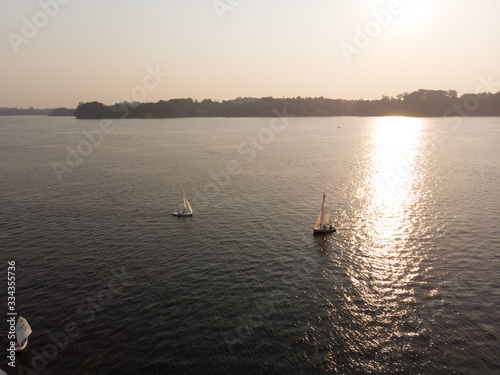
[1,115,499,374]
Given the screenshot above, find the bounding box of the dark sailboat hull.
[313,226,336,234]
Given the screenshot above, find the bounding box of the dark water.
[1,115,499,374]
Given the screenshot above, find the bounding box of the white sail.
[315,207,323,228]
[185,198,192,214]
[322,195,331,224]
[16,317,32,344]
[314,193,331,228]
[183,189,192,214]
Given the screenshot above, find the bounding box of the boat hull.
[313,227,336,234]
[15,338,28,352]
[173,212,192,217]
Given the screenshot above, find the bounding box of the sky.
[1,0,499,108]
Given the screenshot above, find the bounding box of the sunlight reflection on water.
[339,117,426,370]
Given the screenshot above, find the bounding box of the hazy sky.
[1,0,499,108]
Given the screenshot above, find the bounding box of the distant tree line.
[0,107,51,116]
[74,90,500,119]
[48,107,75,116]
[0,107,75,116]
[3,89,499,118]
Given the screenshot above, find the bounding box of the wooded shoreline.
[3,89,499,118]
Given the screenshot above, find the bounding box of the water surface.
[1,115,499,374]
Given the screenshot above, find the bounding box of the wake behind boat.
[173,189,193,217]
[14,316,32,352]
[313,193,336,234]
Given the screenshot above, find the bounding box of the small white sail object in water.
[313,193,336,234]
[173,189,193,217]
[15,317,32,352]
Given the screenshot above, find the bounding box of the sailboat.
[14,317,32,352]
[313,193,336,234]
[173,189,193,217]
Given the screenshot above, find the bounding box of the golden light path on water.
[341,117,425,370]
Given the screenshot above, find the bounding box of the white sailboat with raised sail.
[14,316,32,352]
[313,193,336,234]
[173,189,193,217]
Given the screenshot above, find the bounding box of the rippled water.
[1,116,499,374]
